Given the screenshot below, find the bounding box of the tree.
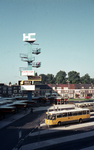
[80,74,91,84]
[46,74,55,84]
[91,78,94,84]
[39,74,47,84]
[35,72,38,76]
[68,71,80,84]
[9,82,12,85]
[55,70,67,84]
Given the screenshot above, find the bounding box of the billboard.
[21,85,35,91]
[23,33,36,42]
[28,76,42,81]
[20,70,35,76]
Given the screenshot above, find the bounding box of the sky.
[0,0,94,85]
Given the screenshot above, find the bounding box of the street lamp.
[67,80,70,99]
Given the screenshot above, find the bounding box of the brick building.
[0,83,94,99]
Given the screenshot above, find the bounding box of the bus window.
[68,112,72,116]
[52,115,56,120]
[87,110,89,114]
[83,111,86,114]
[63,113,67,117]
[78,111,82,115]
[72,112,77,116]
[48,115,52,120]
[81,105,84,108]
[49,109,53,112]
[57,114,62,118]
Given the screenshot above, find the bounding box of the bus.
[75,102,94,111]
[47,104,75,112]
[45,108,90,126]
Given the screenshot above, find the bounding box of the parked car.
[85,96,91,99]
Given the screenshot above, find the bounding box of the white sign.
[23,33,36,42]
[21,85,35,91]
[21,70,35,76]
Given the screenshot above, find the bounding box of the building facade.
[0,83,94,99]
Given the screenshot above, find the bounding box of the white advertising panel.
[21,85,35,91]
[21,70,35,76]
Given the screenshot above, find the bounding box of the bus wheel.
[79,119,82,123]
[58,122,61,126]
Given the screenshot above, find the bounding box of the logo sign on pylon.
[23,33,36,42]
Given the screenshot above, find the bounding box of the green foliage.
[55,70,67,84]
[80,74,91,84]
[68,71,80,84]
[39,74,47,84]
[91,78,94,84]
[46,74,55,84]
[34,71,93,84]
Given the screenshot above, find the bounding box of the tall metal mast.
[19,33,41,101]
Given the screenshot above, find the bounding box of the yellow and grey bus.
[45,108,90,126]
[75,102,94,111]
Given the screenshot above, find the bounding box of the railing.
[20,53,35,62]
[32,48,41,55]
[32,62,41,68]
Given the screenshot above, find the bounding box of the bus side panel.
[61,114,90,124]
[45,119,53,125]
[56,117,69,124]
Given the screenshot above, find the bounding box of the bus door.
[52,114,57,124]
[68,112,73,121]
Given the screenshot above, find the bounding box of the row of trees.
[35,70,94,84]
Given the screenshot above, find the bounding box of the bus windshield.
[46,114,56,120]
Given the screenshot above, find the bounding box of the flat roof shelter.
[55,96,68,104]
[47,104,75,112]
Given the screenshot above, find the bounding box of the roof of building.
[75,84,93,89]
[35,84,52,89]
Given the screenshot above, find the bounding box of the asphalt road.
[0,110,46,150]
[1,110,94,150]
[34,136,94,150]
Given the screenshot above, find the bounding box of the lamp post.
[67,80,70,99]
